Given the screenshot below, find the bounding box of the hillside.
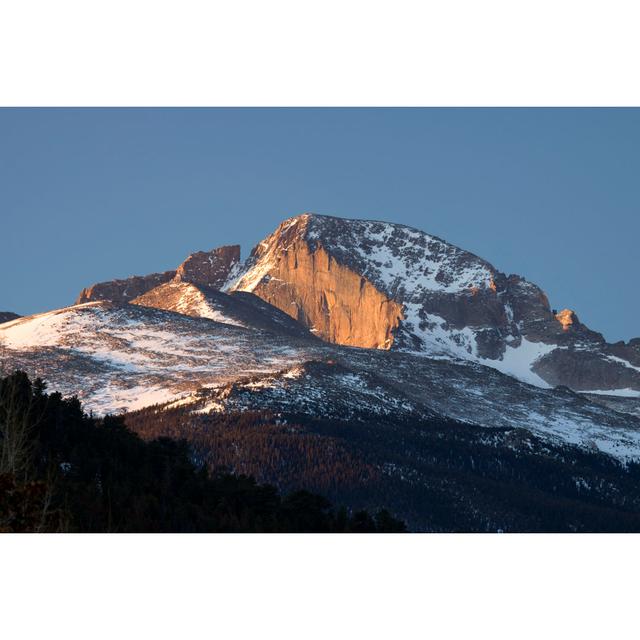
[2,300,640,460]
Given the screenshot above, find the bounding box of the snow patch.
[580,388,640,398]
[401,302,554,387]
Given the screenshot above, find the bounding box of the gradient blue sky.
[1,108,638,341]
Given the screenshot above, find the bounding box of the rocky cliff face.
[76,245,240,304]
[173,245,240,289]
[229,218,402,348]
[227,213,640,395]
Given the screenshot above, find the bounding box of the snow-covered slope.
[179,352,640,461]
[0,302,315,414]
[189,360,437,421]
[4,300,639,460]
[133,281,245,325]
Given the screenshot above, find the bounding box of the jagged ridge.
[76,245,240,304]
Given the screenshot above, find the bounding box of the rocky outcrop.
[75,271,176,304]
[0,311,20,324]
[228,213,511,353]
[555,308,576,331]
[75,245,240,305]
[227,213,640,394]
[173,245,240,289]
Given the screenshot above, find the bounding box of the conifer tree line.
[0,371,406,533]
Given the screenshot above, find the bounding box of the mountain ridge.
[75,244,241,305]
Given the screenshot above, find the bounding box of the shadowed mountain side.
[125,403,640,533]
[0,312,20,324]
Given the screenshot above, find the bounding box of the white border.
[1,533,638,639]
[1,1,640,106]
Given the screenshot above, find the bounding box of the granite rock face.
[229,223,403,349]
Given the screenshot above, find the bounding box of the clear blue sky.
[1,108,638,342]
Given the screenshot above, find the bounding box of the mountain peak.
[226,212,640,395]
[76,270,176,305]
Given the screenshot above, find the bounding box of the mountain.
[72,213,640,403]
[227,214,640,397]
[0,311,20,324]
[2,213,640,452]
[75,244,240,304]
